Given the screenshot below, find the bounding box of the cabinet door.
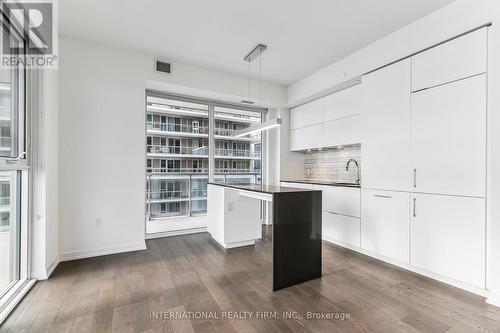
[361,189,410,263]
[361,59,411,191]
[313,185,360,217]
[323,212,360,248]
[410,193,485,288]
[290,123,323,151]
[290,99,324,130]
[323,115,361,148]
[412,28,487,92]
[411,74,486,197]
[323,84,362,122]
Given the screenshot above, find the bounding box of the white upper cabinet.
[323,114,361,148]
[323,84,362,122]
[412,28,487,92]
[290,123,323,151]
[410,193,486,289]
[411,74,486,197]
[290,99,324,130]
[361,59,412,191]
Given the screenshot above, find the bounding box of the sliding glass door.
[0,17,29,317]
[145,92,265,235]
[0,171,22,296]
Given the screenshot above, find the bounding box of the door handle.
[374,194,392,199]
[6,152,26,163]
[413,198,416,217]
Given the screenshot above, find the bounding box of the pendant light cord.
[248,60,251,100]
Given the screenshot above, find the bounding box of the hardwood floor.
[2,226,500,333]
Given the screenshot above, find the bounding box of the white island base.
[207,184,272,249]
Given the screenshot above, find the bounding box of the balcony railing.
[213,128,237,136]
[146,175,207,220]
[147,145,208,156]
[214,148,260,158]
[213,127,261,140]
[147,121,208,134]
[214,112,261,123]
[214,168,258,174]
[148,167,208,174]
[0,197,9,207]
[191,188,207,199]
[147,190,189,200]
[0,137,11,148]
[154,210,189,218]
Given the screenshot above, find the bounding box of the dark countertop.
[208,182,321,194]
[281,179,361,188]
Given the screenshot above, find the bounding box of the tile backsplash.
[304,144,361,183]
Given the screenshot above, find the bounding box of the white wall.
[44,69,59,274]
[286,0,500,305]
[30,68,59,279]
[287,0,492,106]
[58,36,287,260]
[278,108,304,180]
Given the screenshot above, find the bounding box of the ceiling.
[59,0,456,86]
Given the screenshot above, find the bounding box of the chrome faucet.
[346,159,360,185]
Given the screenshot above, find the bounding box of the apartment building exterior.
[0,75,13,233]
[146,96,262,221]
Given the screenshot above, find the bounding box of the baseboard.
[30,257,60,280]
[322,236,489,299]
[59,242,147,262]
[30,270,48,280]
[486,293,500,307]
[46,258,59,278]
[146,226,207,239]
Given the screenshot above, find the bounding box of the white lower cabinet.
[323,212,360,247]
[312,185,360,217]
[361,189,410,263]
[410,193,486,288]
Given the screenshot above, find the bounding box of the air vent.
[155,60,171,75]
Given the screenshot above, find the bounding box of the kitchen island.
[207,182,322,291]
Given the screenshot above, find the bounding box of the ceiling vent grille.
[155,60,171,75]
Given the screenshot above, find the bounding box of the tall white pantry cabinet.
[291,27,489,291]
[363,27,487,289]
[408,28,487,289]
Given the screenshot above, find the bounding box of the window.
[214,106,262,184]
[0,20,30,320]
[145,93,265,234]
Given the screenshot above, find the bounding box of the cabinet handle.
[413,169,417,188]
[413,198,416,217]
[327,211,339,215]
[374,194,392,199]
